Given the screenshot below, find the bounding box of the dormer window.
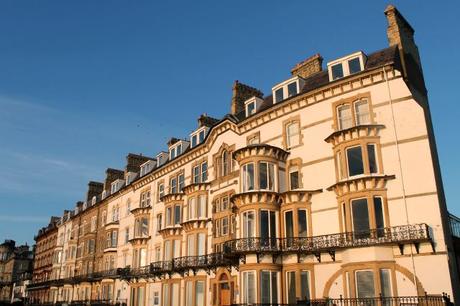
[111,179,124,194]
[140,160,156,177]
[244,97,263,117]
[190,127,208,148]
[156,152,168,167]
[169,141,189,160]
[272,76,304,104]
[91,196,97,205]
[125,172,137,185]
[327,51,366,81]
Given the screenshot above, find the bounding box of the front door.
[220,282,231,306]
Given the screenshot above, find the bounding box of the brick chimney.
[384,5,426,93]
[291,53,323,78]
[125,153,152,174]
[198,114,219,128]
[103,168,124,192]
[230,81,263,115]
[86,181,103,202]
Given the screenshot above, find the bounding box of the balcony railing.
[449,213,460,238]
[231,294,451,306]
[224,224,431,257]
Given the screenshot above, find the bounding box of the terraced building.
[27,5,460,306]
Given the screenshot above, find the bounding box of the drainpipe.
[383,66,419,295]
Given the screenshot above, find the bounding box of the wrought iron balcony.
[231,294,451,306]
[223,224,432,259]
[224,237,282,255]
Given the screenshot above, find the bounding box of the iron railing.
[449,213,460,238]
[231,293,451,306]
[224,224,431,256]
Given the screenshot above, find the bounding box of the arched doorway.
[218,273,232,306]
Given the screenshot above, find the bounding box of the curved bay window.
[240,209,278,250]
[241,161,276,192]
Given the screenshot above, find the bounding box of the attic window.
[190,127,208,148]
[91,196,97,205]
[140,160,155,177]
[246,102,256,116]
[272,76,304,104]
[328,51,366,81]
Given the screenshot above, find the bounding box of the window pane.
[187,235,195,256]
[271,271,278,303]
[243,163,255,192]
[356,271,375,298]
[355,100,370,125]
[287,122,300,147]
[380,269,392,297]
[259,162,268,190]
[347,146,364,176]
[174,205,181,225]
[260,210,268,239]
[197,233,205,256]
[268,163,275,191]
[338,104,352,130]
[348,57,362,74]
[300,271,310,300]
[261,271,270,303]
[275,88,284,103]
[243,271,255,303]
[244,211,255,238]
[185,281,193,306]
[287,271,296,304]
[287,82,298,97]
[171,283,179,306]
[247,102,255,116]
[332,63,344,80]
[374,197,385,236]
[163,284,169,306]
[199,130,205,142]
[290,170,299,190]
[196,281,205,306]
[298,210,308,237]
[201,162,208,182]
[285,211,294,238]
[368,144,378,173]
[352,199,370,237]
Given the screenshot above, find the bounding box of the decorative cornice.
[233,144,289,164]
[279,189,323,205]
[327,175,396,196]
[160,193,185,204]
[182,183,210,195]
[158,226,183,238]
[324,124,385,146]
[129,236,150,246]
[231,191,280,210]
[130,205,152,217]
[181,218,210,232]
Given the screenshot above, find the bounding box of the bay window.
[351,197,385,238]
[241,161,277,192]
[174,204,181,225]
[259,162,275,191]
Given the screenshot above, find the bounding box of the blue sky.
[0,1,459,245]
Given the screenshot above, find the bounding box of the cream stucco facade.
[27,5,459,306]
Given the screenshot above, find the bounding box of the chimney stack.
[104,168,124,192]
[230,81,263,115]
[384,5,425,92]
[125,153,152,174]
[291,53,323,78]
[86,181,103,202]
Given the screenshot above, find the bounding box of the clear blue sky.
[0,1,459,245]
